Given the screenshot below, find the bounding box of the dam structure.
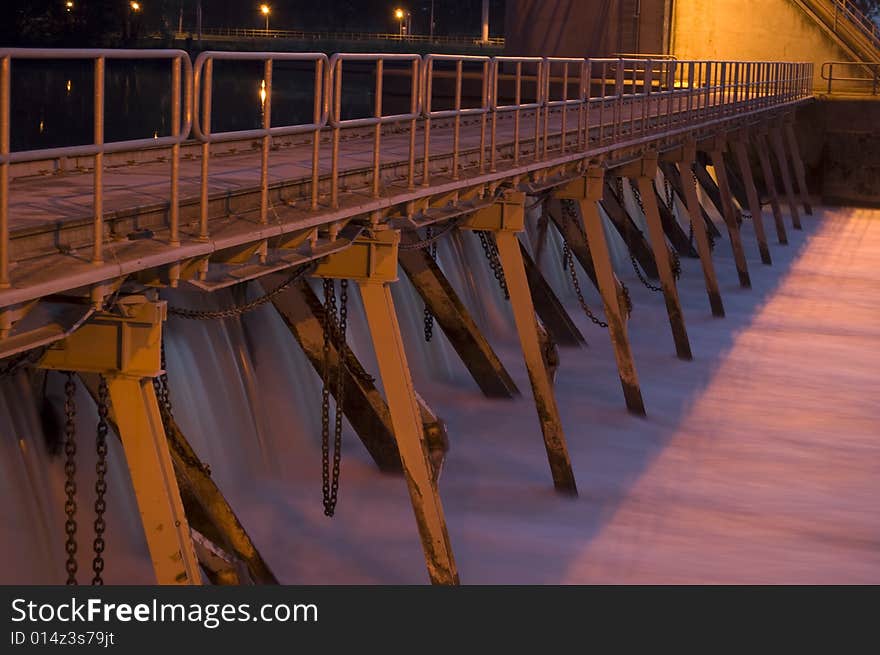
[1,1,878,586]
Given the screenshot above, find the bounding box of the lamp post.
[65,1,73,12]
[394,7,411,38]
[260,4,271,35]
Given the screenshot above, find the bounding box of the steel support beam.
[732,132,772,265]
[783,116,813,216]
[463,192,577,493]
[754,128,788,245]
[359,281,459,584]
[678,147,725,318]
[769,123,802,230]
[708,145,752,288]
[601,178,659,279]
[315,229,458,585]
[648,179,698,258]
[81,372,276,585]
[39,298,201,585]
[630,155,692,360]
[397,231,521,397]
[658,160,722,240]
[557,171,646,416]
[519,241,586,347]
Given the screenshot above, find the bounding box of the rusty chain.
[92,376,109,585]
[423,226,438,343]
[321,278,346,518]
[630,180,682,281]
[63,372,78,585]
[167,263,316,320]
[476,230,510,300]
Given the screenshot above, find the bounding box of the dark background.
[0,0,508,47]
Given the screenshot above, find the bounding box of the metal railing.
[0,50,814,293]
[832,0,880,51]
[0,48,191,287]
[821,60,880,93]
[176,27,505,48]
[193,51,329,234]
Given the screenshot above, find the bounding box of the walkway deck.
[236,205,880,584]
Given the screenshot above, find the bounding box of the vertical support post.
[494,229,578,494]
[0,54,9,288]
[259,58,272,225]
[732,134,772,265]
[199,58,213,241]
[107,377,201,585]
[635,156,693,360]
[359,281,459,585]
[709,145,752,288]
[754,129,787,244]
[92,56,105,265]
[783,117,812,215]
[169,57,181,247]
[679,148,725,318]
[769,123,802,230]
[565,170,646,416]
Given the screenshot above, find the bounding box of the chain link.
[423,226,437,342]
[631,179,682,281]
[476,231,510,300]
[558,200,609,329]
[0,346,49,378]
[168,263,315,320]
[92,376,109,585]
[321,278,346,517]
[63,372,78,585]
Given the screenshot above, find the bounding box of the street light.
[65,1,74,12]
[130,1,141,11]
[260,4,271,34]
[394,7,410,38]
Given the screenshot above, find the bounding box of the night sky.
[1,0,507,46]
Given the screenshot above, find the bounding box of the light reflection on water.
[10,59,384,153]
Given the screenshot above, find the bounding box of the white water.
[2,204,878,584]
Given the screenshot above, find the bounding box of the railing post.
[92,56,105,265]
[169,57,181,247]
[199,57,212,241]
[0,55,9,288]
[259,58,272,225]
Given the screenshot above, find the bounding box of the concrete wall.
[670,0,853,90]
[796,98,880,206]
[504,0,671,57]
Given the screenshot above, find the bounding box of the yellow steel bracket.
[555,167,605,202]
[40,296,164,376]
[39,295,201,586]
[313,227,400,283]
[617,152,659,180]
[460,190,526,233]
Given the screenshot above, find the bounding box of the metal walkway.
[0,49,818,585]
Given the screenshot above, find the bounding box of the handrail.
[193,52,330,229]
[0,48,191,282]
[175,27,506,47]
[821,60,880,93]
[0,50,814,294]
[327,53,422,202]
[832,0,880,51]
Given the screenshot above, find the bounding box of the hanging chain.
[92,376,109,586]
[631,179,682,281]
[557,200,610,329]
[691,170,717,252]
[630,253,663,292]
[476,231,510,300]
[63,372,78,586]
[423,226,437,342]
[398,217,463,251]
[321,278,346,517]
[168,263,315,320]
